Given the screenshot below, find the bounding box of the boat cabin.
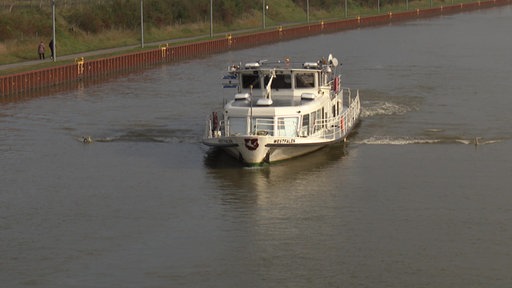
[220,61,344,138]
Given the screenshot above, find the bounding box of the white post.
[307,0,310,23]
[262,0,266,29]
[210,0,213,38]
[140,0,144,48]
[52,0,56,61]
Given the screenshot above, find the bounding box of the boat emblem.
[244,138,259,150]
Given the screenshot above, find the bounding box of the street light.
[52,0,56,61]
[262,0,266,29]
[210,0,213,38]
[307,0,310,23]
[140,0,144,48]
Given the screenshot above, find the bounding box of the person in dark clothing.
[49,39,54,60]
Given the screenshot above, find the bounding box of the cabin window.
[295,73,315,88]
[310,109,322,133]
[241,74,260,89]
[228,117,247,135]
[253,117,274,136]
[264,74,291,90]
[277,117,299,137]
[310,112,316,134]
[301,114,309,136]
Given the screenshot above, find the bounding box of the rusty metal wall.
[1,0,510,99]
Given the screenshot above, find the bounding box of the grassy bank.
[0,0,479,66]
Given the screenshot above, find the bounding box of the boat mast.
[265,69,276,100]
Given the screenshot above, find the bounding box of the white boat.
[202,54,361,165]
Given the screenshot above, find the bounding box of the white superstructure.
[203,54,361,165]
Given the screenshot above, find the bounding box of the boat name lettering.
[274,139,295,144]
[219,139,233,144]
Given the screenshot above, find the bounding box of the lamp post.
[210,0,213,38]
[307,0,310,23]
[140,0,144,48]
[51,0,56,61]
[262,0,266,29]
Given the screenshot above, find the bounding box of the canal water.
[2,6,512,287]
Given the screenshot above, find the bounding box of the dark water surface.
[2,6,512,287]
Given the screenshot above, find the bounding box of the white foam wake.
[358,136,440,145]
[358,136,503,145]
[361,101,414,118]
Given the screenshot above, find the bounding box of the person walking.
[38,41,45,60]
[49,39,54,60]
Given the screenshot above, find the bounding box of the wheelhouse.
[220,61,344,139]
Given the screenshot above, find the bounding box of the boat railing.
[339,87,354,106]
[204,113,226,138]
[205,116,277,138]
[313,89,360,140]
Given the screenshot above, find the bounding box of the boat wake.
[357,136,440,145]
[360,100,415,118]
[357,135,503,145]
[76,128,199,144]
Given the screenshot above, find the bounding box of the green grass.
[0,0,487,70]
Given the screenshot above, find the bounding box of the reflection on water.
[205,142,348,195]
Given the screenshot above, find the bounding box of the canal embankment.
[1,0,510,99]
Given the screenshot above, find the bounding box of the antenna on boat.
[327,54,341,87]
[255,69,275,106]
[265,70,276,99]
[331,57,339,67]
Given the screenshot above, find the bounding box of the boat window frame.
[241,73,261,89]
[227,116,248,136]
[301,114,310,137]
[276,116,299,137]
[253,117,274,136]
[294,72,317,89]
[264,73,292,90]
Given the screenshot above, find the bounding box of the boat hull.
[203,136,338,165]
[203,92,360,165]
